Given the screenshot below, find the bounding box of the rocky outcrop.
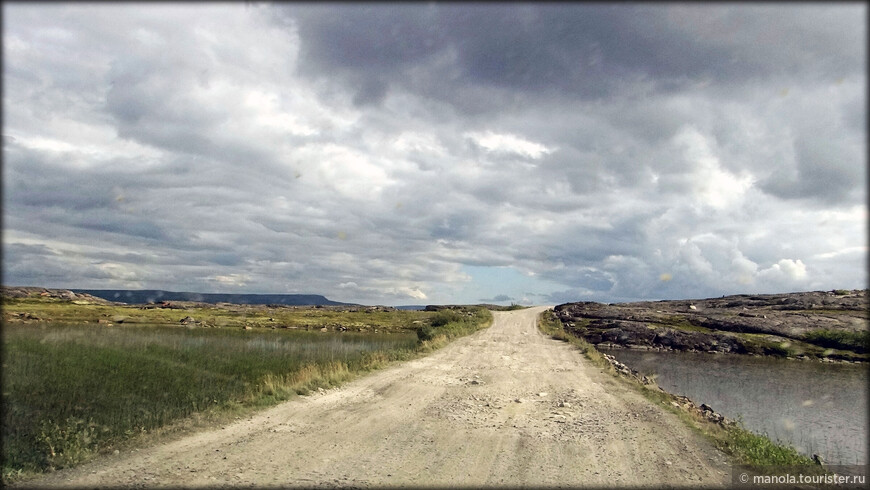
[555,290,868,361]
[1,286,121,305]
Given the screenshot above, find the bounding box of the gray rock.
[554,290,867,359]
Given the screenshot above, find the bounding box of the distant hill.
[70,289,355,306]
[394,305,427,310]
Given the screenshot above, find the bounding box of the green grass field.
[1,299,491,480]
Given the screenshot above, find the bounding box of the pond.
[599,347,868,465]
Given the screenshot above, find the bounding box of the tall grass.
[2,323,417,477]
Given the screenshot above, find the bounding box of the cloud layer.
[3,3,866,304]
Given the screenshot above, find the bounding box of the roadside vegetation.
[1,295,491,482]
[801,329,869,354]
[416,308,493,349]
[538,309,820,469]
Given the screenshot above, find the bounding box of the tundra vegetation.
[1,292,491,481]
[538,309,822,470]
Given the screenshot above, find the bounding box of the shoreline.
[595,342,867,364]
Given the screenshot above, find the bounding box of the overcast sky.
[3,3,866,306]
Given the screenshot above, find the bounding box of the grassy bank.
[801,329,870,354]
[1,301,491,482]
[538,309,819,469]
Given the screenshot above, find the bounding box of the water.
[600,348,868,465]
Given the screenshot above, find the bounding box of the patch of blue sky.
[457,265,564,305]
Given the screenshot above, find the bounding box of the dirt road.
[31,307,732,487]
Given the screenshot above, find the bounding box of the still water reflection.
[600,348,868,465]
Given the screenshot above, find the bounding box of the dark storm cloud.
[758,93,866,204]
[71,213,167,241]
[6,143,182,244]
[352,77,390,107]
[5,146,120,211]
[281,4,862,109]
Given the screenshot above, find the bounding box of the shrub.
[762,342,793,357]
[416,325,437,342]
[416,308,491,344]
[34,417,99,470]
[430,310,463,327]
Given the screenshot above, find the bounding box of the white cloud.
[209,274,251,287]
[396,287,427,300]
[94,263,144,289]
[730,250,759,285]
[811,246,867,261]
[465,131,554,159]
[676,238,716,277]
[335,280,428,301]
[672,126,754,210]
[242,90,319,137]
[758,259,808,283]
[391,131,447,156]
